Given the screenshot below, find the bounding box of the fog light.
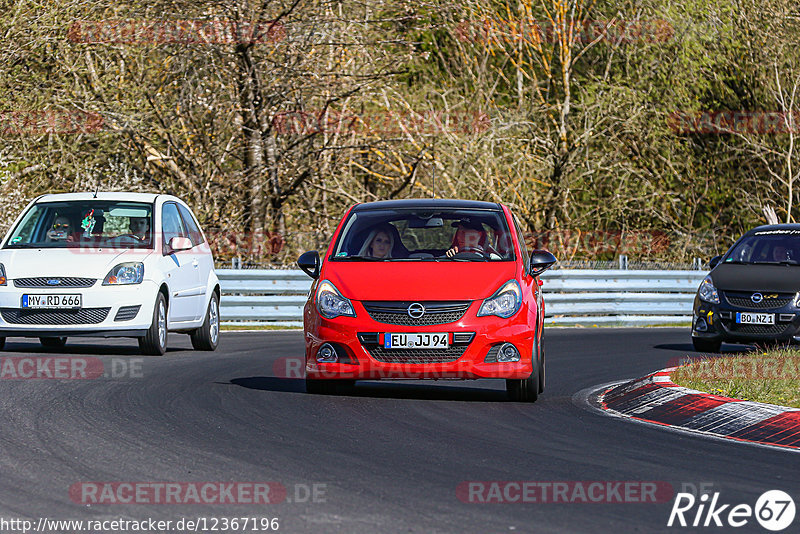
[497,343,521,363]
[695,317,708,332]
[316,343,338,363]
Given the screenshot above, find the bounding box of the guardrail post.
[618,255,628,270]
[231,257,242,269]
[692,257,703,270]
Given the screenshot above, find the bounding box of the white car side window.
[162,203,188,254]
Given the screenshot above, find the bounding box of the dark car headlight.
[697,275,719,304]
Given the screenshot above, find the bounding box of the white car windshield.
[332,207,516,261]
[4,201,154,249]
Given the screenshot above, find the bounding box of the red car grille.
[357,332,474,364]
[362,301,471,326]
[365,345,468,364]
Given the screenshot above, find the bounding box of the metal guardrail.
[218,269,707,327]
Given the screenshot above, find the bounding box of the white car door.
[160,202,201,322]
[177,203,210,316]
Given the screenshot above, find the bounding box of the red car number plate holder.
[384,333,449,349]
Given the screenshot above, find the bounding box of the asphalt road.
[0,329,797,533]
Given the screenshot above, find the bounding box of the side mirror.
[529,249,557,277]
[168,236,193,252]
[709,255,722,269]
[298,250,321,279]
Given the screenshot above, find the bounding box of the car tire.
[190,293,220,351]
[538,340,546,394]
[139,292,167,356]
[692,337,721,353]
[506,351,539,402]
[39,337,67,349]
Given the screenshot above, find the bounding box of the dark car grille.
[363,301,471,326]
[13,277,96,288]
[365,345,468,364]
[725,323,791,336]
[114,305,141,321]
[1,307,110,325]
[723,292,794,310]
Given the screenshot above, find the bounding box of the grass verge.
[670,348,800,408]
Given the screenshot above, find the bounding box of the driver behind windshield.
[771,243,795,262]
[446,219,487,257]
[129,217,150,241]
[47,216,73,242]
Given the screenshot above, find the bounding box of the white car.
[0,192,220,354]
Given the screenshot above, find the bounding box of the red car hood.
[323,261,517,301]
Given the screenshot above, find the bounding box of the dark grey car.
[692,224,800,352]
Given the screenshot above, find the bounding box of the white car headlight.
[0,263,6,286]
[103,262,144,285]
[316,280,356,319]
[697,274,719,304]
[478,280,522,318]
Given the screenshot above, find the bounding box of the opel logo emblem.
[47,279,61,285]
[751,292,763,303]
[407,302,425,318]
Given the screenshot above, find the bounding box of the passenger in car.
[358,225,394,258]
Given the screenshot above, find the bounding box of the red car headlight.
[478,280,522,318]
[316,280,356,319]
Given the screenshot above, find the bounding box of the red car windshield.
[332,208,516,261]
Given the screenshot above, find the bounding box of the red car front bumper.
[305,301,537,380]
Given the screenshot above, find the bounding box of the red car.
[297,199,556,401]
